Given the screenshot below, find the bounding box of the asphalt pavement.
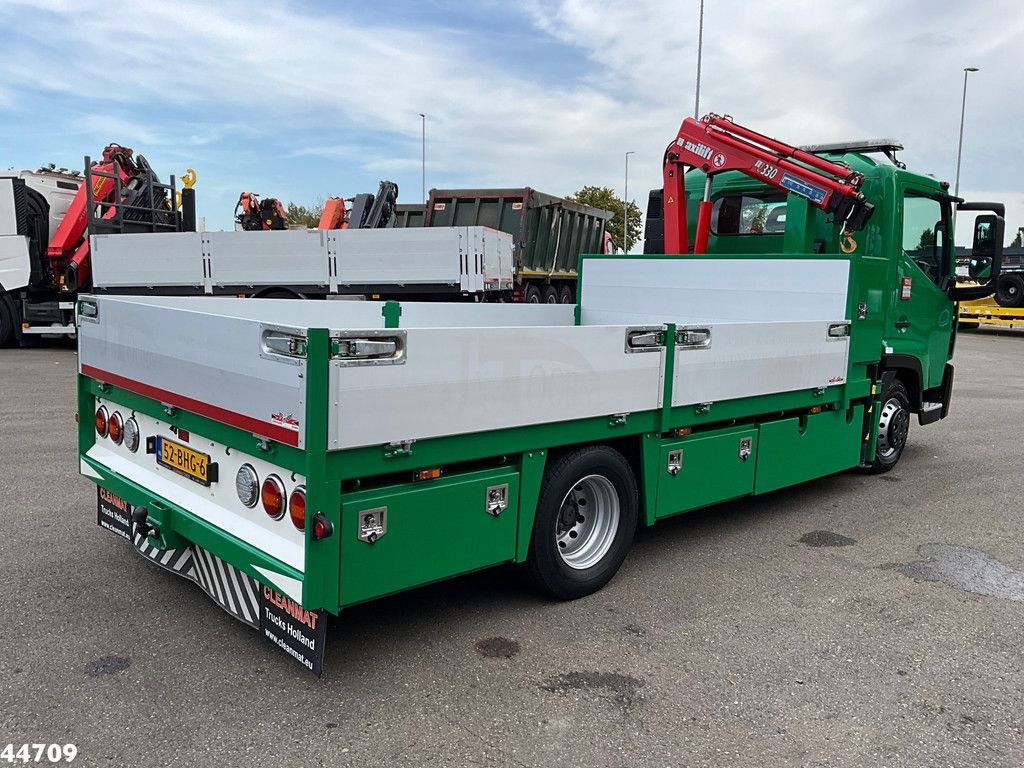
[1,330,1021,767]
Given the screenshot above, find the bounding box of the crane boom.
[663,114,875,254]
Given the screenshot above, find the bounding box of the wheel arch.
[515,434,646,562]
[880,354,923,413]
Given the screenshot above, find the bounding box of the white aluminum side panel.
[328,325,664,450]
[86,405,305,572]
[108,295,389,328]
[332,227,513,288]
[0,235,30,291]
[0,179,18,234]
[78,296,308,448]
[207,229,329,287]
[397,302,574,328]
[580,257,850,326]
[91,231,206,288]
[673,321,850,406]
[481,226,514,290]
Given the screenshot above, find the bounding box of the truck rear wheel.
[0,292,18,347]
[558,284,574,304]
[543,285,559,304]
[526,446,637,600]
[866,379,910,474]
[995,273,1024,308]
[524,285,542,304]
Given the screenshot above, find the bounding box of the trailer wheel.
[558,284,574,304]
[995,273,1024,308]
[543,286,559,304]
[526,445,637,600]
[0,292,18,347]
[525,285,542,304]
[866,378,910,474]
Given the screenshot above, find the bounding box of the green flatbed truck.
[76,117,1004,674]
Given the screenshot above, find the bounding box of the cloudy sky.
[1,0,1021,243]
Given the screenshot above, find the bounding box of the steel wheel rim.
[555,474,620,570]
[877,396,909,459]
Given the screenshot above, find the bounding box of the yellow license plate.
[156,436,212,486]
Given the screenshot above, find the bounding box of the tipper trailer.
[76,115,1005,674]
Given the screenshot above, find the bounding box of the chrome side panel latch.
[331,330,406,367]
[485,484,508,516]
[358,507,387,544]
[739,437,753,461]
[667,449,683,476]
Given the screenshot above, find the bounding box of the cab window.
[902,193,950,285]
[712,194,786,235]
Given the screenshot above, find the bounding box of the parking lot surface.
[1,332,1021,767]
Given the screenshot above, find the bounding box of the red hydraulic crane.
[662,114,875,254]
[47,144,143,291]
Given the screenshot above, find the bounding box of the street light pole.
[418,113,426,204]
[624,150,635,252]
[954,67,978,198]
[694,0,705,117]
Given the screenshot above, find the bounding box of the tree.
[1011,229,1023,248]
[568,185,643,251]
[917,227,935,248]
[286,199,325,229]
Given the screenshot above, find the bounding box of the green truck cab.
[647,141,1004,469]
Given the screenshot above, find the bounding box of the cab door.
[889,189,955,389]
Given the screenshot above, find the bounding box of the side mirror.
[951,203,1004,301]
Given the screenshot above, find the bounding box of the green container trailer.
[423,188,611,303]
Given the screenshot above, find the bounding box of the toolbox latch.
[485,484,509,516]
[667,449,683,476]
[358,507,387,544]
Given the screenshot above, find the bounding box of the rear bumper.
[82,453,305,602]
[82,456,329,675]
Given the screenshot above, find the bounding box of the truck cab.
[645,141,1003,470]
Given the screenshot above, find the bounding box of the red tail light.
[312,513,333,541]
[95,406,109,438]
[261,475,286,520]
[108,411,124,445]
[288,486,306,531]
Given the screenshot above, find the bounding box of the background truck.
[398,188,612,304]
[0,145,193,345]
[75,114,1004,674]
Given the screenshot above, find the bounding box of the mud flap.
[97,487,326,675]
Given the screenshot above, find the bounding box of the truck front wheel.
[867,379,911,474]
[526,446,638,600]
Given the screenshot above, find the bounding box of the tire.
[526,445,638,600]
[524,284,543,304]
[558,284,574,304]
[995,273,1024,308]
[542,285,559,304]
[0,292,18,347]
[865,378,911,474]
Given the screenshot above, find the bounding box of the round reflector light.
[289,486,306,531]
[122,417,140,453]
[235,464,259,508]
[95,406,109,438]
[108,411,124,445]
[261,475,286,520]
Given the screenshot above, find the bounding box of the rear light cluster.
[235,465,325,538]
[94,406,140,452]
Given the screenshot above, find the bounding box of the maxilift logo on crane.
[676,138,715,162]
